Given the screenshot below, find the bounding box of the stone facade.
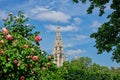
[52,27,64,67]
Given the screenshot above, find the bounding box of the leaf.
[73,0,79,3]
[20,64,25,70]
[3,69,7,73]
[6,63,11,67]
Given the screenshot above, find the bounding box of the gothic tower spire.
[52,27,64,67]
[65,53,68,62]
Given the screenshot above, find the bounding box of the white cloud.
[53,0,88,16]
[72,35,88,41]
[26,7,71,23]
[0,10,8,19]
[66,49,86,55]
[45,24,79,32]
[64,43,73,48]
[45,1,56,9]
[92,21,101,28]
[91,21,101,32]
[73,17,82,26]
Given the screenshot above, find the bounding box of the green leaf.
[6,63,11,67]
[3,69,7,73]
[73,0,79,3]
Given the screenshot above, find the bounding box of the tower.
[64,53,68,62]
[52,27,64,67]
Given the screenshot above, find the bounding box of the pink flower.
[17,63,20,67]
[35,36,42,42]
[20,76,25,80]
[6,34,13,41]
[13,60,18,64]
[2,28,8,35]
[32,56,39,61]
[26,23,30,27]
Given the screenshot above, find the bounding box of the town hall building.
[52,27,68,67]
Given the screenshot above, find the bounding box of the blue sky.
[0,0,119,67]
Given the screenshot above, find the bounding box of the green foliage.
[73,0,120,62]
[73,0,109,16]
[73,0,86,4]
[63,57,120,80]
[0,11,57,80]
[69,57,92,70]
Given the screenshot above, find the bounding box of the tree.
[0,11,56,80]
[63,57,120,80]
[73,0,120,62]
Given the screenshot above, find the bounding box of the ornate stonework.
[52,27,64,67]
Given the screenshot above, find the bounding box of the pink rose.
[17,63,20,67]
[35,36,42,42]
[32,56,38,61]
[2,28,8,35]
[13,60,18,64]
[20,76,25,80]
[6,34,13,41]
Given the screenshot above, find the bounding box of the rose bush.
[0,11,56,80]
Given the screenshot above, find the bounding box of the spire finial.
[57,21,60,31]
